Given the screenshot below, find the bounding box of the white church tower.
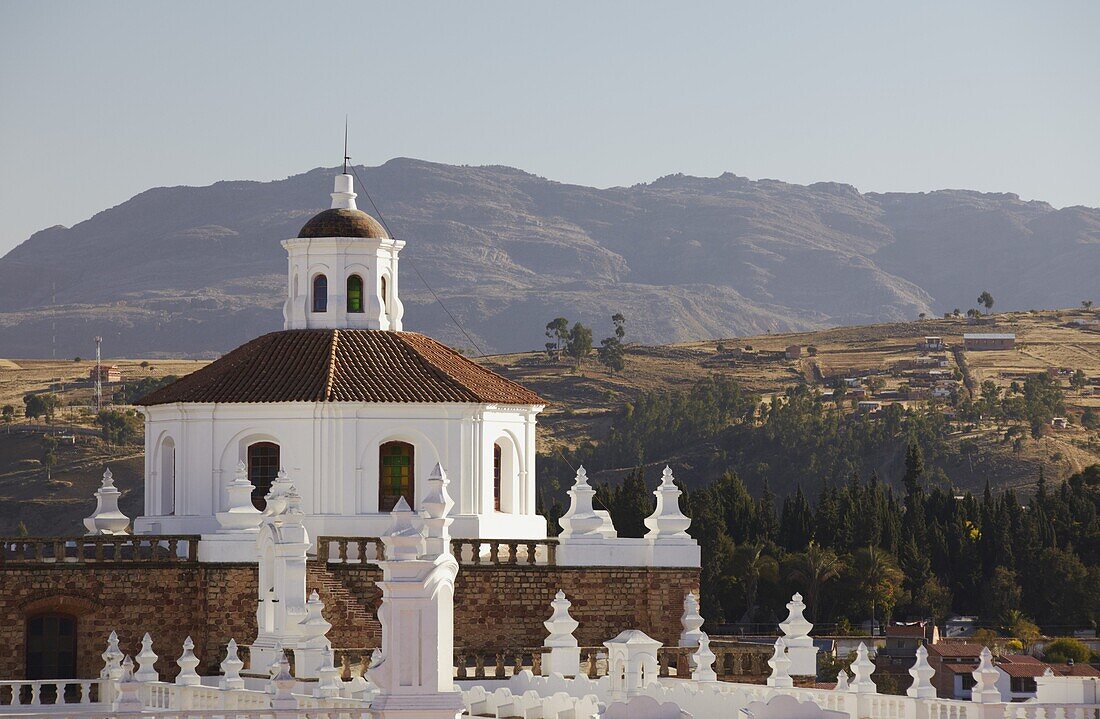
[283,173,405,331]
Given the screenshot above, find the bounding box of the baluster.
[30,683,40,705]
[494,652,505,679]
[456,652,468,680]
[35,541,45,561]
[505,542,517,564]
[338,539,349,563]
[317,538,330,563]
[94,538,103,562]
[587,650,598,679]
[53,539,64,563]
[166,537,178,560]
[489,541,499,564]
[657,651,670,677]
[474,653,485,679]
[513,652,523,676]
[471,542,482,566]
[547,540,557,565]
[677,648,690,678]
[13,683,24,705]
[532,651,542,676]
[522,542,535,565]
[356,539,367,563]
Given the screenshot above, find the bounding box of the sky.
[1,1,1098,255]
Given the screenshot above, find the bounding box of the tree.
[41,435,59,480]
[953,308,962,317]
[977,291,994,313]
[1070,370,1087,394]
[544,317,570,360]
[1002,610,1040,650]
[565,322,593,365]
[96,409,142,445]
[608,469,652,537]
[850,546,904,631]
[1083,300,1094,310]
[140,360,150,370]
[783,542,843,622]
[612,312,626,341]
[597,337,624,374]
[732,541,778,624]
[967,308,982,319]
[1043,638,1091,664]
[1,404,13,432]
[23,393,60,422]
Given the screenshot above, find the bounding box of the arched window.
[380,276,388,312]
[493,443,503,511]
[247,442,280,510]
[379,441,414,512]
[26,614,77,680]
[160,437,175,515]
[347,275,364,313]
[312,275,328,313]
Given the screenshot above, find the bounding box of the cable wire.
[346,163,487,357]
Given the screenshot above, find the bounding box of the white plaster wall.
[135,401,545,540]
[281,237,405,331]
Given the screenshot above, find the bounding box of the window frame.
[247,442,281,510]
[312,274,328,313]
[25,613,78,680]
[378,441,415,512]
[346,274,364,313]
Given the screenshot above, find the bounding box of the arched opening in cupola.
[247,441,280,510]
[379,441,414,512]
[347,275,364,313]
[312,274,328,313]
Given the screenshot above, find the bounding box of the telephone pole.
[94,336,103,414]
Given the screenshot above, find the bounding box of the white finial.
[331,173,358,210]
[382,497,423,561]
[644,466,692,538]
[300,589,333,641]
[692,632,718,682]
[849,642,877,694]
[114,656,143,711]
[85,468,130,535]
[767,637,793,688]
[558,466,604,538]
[907,645,935,698]
[363,648,383,695]
[542,590,581,677]
[101,631,124,679]
[175,636,200,686]
[679,592,705,648]
[314,646,342,698]
[270,653,296,709]
[420,463,456,558]
[971,647,1001,703]
[220,639,245,690]
[217,461,263,532]
[134,633,159,682]
[834,670,849,692]
[780,591,817,675]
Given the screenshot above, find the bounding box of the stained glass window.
[379,441,414,512]
[347,275,363,313]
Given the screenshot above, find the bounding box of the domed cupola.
[282,173,405,331]
[297,174,390,239]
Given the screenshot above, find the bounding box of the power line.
[345,163,487,357]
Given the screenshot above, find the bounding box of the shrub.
[1043,637,1092,664]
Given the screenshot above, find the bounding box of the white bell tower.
[282,173,405,331]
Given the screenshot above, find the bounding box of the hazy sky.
[1,1,1098,255]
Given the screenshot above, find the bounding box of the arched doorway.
[247,442,280,510]
[379,441,414,512]
[25,614,77,680]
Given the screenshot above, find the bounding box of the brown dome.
[297,208,389,239]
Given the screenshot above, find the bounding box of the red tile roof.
[928,643,984,659]
[886,624,927,638]
[135,330,545,406]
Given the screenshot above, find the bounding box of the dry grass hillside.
[1,309,1097,534]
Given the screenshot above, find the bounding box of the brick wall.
[0,562,698,679]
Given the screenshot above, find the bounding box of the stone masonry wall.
[0,562,698,679]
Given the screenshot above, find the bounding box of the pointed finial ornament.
[343,115,350,174]
[85,467,130,535]
[644,466,692,538]
[175,636,200,686]
[849,642,877,694]
[692,632,718,682]
[834,670,850,692]
[558,466,604,538]
[907,645,936,698]
[679,591,705,647]
[101,630,124,679]
[134,633,159,682]
[767,637,793,688]
[971,646,1001,703]
[382,497,423,560]
[220,639,245,690]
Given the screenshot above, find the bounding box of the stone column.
[369,469,464,719]
[679,592,704,648]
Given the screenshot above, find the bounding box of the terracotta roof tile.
[928,643,984,659]
[136,330,545,406]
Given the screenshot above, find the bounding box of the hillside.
[1,309,1097,535]
[1,159,1098,358]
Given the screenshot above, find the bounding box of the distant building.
[843,377,862,388]
[88,365,121,383]
[880,622,938,665]
[923,336,944,351]
[857,400,882,413]
[995,656,1100,701]
[963,333,1015,351]
[929,647,1100,701]
[1051,417,1068,429]
[785,344,802,359]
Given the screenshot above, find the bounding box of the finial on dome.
[331,173,358,210]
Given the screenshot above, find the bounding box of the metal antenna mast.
[343,115,350,173]
[94,336,103,413]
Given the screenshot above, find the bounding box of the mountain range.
[1,158,1098,358]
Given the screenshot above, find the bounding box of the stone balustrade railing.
[317,536,558,566]
[0,679,104,707]
[450,644,771,681]
[0,536,199,564]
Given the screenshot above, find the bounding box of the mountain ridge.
[1,157,1097,358]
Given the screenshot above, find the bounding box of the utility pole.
[94,336,103,414]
